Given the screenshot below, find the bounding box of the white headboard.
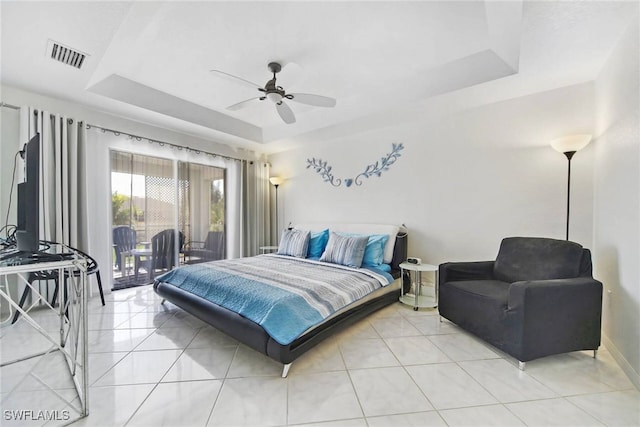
[293,223,402,264]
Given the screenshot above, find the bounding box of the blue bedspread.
[156,254,392,345]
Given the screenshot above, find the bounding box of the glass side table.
[399,261,438,311]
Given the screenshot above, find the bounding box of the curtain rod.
[2,103,247,163]
[85,124,245,163]
[1,102,20,110]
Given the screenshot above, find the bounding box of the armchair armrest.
[508,277,603,310]
[505,277,603,361]
[439,261,495,286]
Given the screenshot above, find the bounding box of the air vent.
[46,40,88,69]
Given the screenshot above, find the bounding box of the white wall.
[269,82,595,265]
[593,17,640,388]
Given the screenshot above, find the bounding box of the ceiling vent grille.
[47,40,88,69]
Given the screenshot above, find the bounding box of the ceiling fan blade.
[210,69,261,90]
[276,101,296,124]
[288,93,336,108]
[226,97,260,111]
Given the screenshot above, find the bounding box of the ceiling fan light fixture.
[267,92,283,104]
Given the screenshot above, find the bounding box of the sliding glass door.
[110,151,226,287]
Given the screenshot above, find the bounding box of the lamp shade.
[269,176,284,186]
[550,134,592,153]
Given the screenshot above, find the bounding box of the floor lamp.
[269,176,284,244]
[550,134,592,240]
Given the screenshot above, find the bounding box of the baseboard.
[603,333,640,391]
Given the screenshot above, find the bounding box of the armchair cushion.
[493,237,584,283]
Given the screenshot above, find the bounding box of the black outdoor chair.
[136,229,185,280]
[112,226,137,271]
[184,231,225,264]
[12,247,105,324]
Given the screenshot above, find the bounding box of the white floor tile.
[525,350,635,396]
[406,315,461,335]
[69,384,155,427]
[333,319,380,341]
[349,366,433,416]
[1,388,80,427]
[86,312,132,330]
[567,390,640,427]
[366,411,447,427]
[88,352,129,385]
[226,345,283,378]
[428,333,500,361]
[0,357,39,393]
[506,398,604,426]
[288,371,362,425]
[162,347,236,381]
[288,338,346,375]
[87,328,155,353]
[134,326,198,351]
[160,310,207,329]
[188,326,240,349]
[458,359,558,403]
[385,336,452,365]
[369,315,422,338]
[127,380,222,426]
[439,404,526,426]
[291,418,367,427]
[406,363,498,410]
[93,349,182,386]
[2,286,637,427]
[208,377,287,426]
[339,338,399,369]
[114,310,174,329]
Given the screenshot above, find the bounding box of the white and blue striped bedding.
[156,254,393,345]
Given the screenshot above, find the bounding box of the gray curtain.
[240,160,271,257]
[20,107,88,251]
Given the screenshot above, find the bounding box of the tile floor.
[1,285,639,427]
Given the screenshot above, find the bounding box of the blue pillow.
[307,229,329,258]
[320,232,369,268]
[366,263,391,273]
[277,229,310,258]
[339,233,389,268]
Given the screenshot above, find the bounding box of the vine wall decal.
[306,143,404,187]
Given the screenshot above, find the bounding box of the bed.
[153,223,408,377]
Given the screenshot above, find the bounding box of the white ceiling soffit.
[86,1,522,145]
[89,74,262,142]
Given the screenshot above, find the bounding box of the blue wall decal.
[306,143,404,188]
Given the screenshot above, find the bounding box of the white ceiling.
[1,1,636,153]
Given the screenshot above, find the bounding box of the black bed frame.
[154,231,407,375]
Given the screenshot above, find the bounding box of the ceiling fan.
[210,62,336,124]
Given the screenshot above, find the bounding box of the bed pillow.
[320,232,369,268]
[340,233,389,269]
[307,229,330,258]
[277,229,311,258]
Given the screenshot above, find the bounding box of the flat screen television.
[16,134,40,253]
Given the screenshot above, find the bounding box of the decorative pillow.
[320,232,369,268]
[277,229,310,258]
[340,233,389,268]
[307,229,330,258]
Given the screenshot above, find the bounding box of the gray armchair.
[438,237,602,368]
